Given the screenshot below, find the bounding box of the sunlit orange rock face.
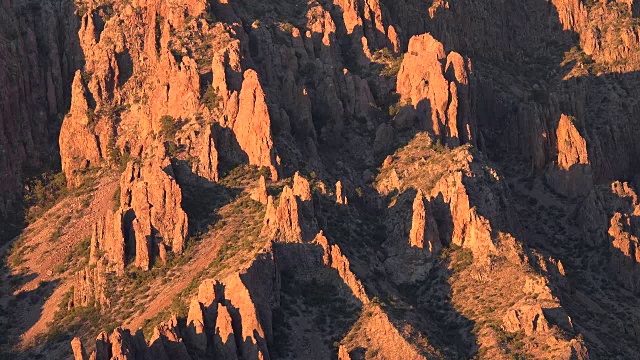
[8,0,640,359]
[397,33,476,148]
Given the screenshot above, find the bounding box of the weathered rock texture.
[262,173,317,243]
[74,247,278,360]
[59,71,103,187]
[397,33,477,147]
[409,190,441,252]
[90,210,126,274]
[580,181,640,293]
[383,188,442,284]
[231,70,279,181]
[69,261,110,310]
[545,114,593,197]
[0,0,82,220]
[119,156,188,270]
[7,0,640,359]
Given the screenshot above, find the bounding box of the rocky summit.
[4,0,640,359]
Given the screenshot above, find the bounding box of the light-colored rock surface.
[546,114,593,197]
[214,303,238,360]
[397,33,476,147]
[119,155,189,269]
[250,176,269,205]
[59,71,103,187]
[232,70,279,181]
[409,190,441,253]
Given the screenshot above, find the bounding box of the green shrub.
[282,22,295,34]
[167,142,179,157]
[24,172,67,224]
[160,115,178,139]
[86,110,97,126]
[202,85,222,111]
[106,136,131,171]
[373,48,403,77]
[81,70,93,84]
[112,186,121,212]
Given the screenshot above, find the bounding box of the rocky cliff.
[5,0,640,359]
[0,0,82,236]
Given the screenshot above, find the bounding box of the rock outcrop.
[0,0,81,218]
[69,261,110,311]
[546,114,593,198]
[293,172,312,202]
[409,190,441,253]
[71,337,88,360]
[187,124,220,183]
[331,0,400,62]
[263,186,303,243]
[90,211,126,274]
[75,245,278,360]
[185,298,207,353]
[314,232,369,304]
[336,180,348,205]
[231,70,279,181]
[250,175,268,205]
[214,303,238,360]
[118,156,188,270]
[12,0,640,359]
[582,181,640,292]
[263,172,318,244]
[59,71,103,187]
[608,210,640,291]
[383,188,443,284]
[396,33,476,147]
[503,300,551,336]
[340,305,426,360]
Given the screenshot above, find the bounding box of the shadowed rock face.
[6,0,640,359]
[396,33,476,147]
[59,71,103,187]
[0,0,82,224]
[119,155,188,270]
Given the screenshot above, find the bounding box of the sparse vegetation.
[106,135,130,172]
[23,171,67,224]
[202,85,222,111]
[372,48,403,77]
[388,97,411,117]
[160,115,180,139]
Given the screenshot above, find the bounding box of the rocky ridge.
[4,0,640,359]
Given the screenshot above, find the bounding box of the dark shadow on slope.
[421,1,640,358]
[0,0,85,244]
[309,181,478,358]
[205,1,482,356]
[0,250,61,359]
[206,0,640,358]
[0,0,86,358]
[272,242,363,359]
[171,158,243,234]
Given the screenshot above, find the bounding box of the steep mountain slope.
[2,0,640,359]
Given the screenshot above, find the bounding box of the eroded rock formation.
[409,190,441,253]
[397,33,476,147]
[546,114,593,198]
[231,70,279,181]
[8,0,640,359]
[0,0,81,218]
[69,261,110,311]
[119,156,188,270]
[59,71,103,187]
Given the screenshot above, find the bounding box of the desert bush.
[24,172,67,224]
[160,115,179,139]
[373,48,403,77]
[202,85,222,111]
